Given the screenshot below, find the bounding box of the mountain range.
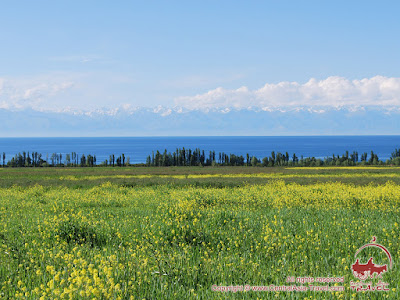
[1,106,399,137]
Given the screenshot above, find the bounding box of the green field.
[0,167,399,299]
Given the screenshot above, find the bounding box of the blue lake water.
[0,136,399,164]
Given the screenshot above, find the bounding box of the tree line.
[145,148,392,167]
[0,152,126,168]
[1,148,400,168]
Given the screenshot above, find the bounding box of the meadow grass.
[0,167,399,299]
[2,166,400,188]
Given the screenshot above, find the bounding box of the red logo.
[351,236,392,281]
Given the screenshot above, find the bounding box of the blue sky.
[1,1,400,135]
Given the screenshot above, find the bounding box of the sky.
[1,1,400,136]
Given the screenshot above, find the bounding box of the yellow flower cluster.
[0,177,398,299]
[57,171,400,181]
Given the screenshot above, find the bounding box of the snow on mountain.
[0,105,400,136]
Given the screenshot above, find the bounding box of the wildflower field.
[0,167,399,299]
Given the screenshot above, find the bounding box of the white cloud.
[49,55,104,64]
[152,105,173,117]
[0,76,75,111]
[0,72,143,113]
[175,76,400,110]
[2,74,400,115]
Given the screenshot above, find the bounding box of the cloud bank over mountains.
[1,75,400,136]
[1,105,400,137]
[175,76,400,110]
[0,75,75,112]
[1,75,400,114]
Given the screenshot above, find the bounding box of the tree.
[50,153,56,166]
[292,153,298,165]
[270,151,275,166]
[80,154,86,167]
[163,150,168,166]
[87,154,95,167]
[71,152,76,167]
[65,153,71,166]
[251,156,258,167]
[26,152,31,167]
[155,151,161,166]
[368,151,375,164]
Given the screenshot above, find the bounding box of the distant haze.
[1,106,400,137]
[0,2,399,136]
